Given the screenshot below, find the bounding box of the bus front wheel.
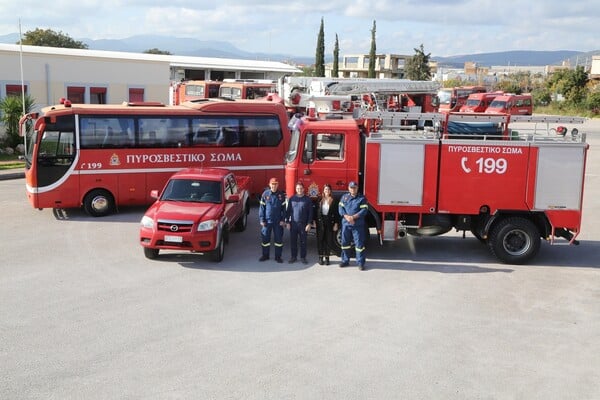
[83,189,115,217]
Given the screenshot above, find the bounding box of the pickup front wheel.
[210,236,225,262]
[144,247,159,259]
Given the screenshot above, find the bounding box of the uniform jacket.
[259,189,287,224]
[286,194,314,225]
[338,193,368,226]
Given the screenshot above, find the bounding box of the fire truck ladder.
[327,80,441,95]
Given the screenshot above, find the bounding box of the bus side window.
[194,130,212,145]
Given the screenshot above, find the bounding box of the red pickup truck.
[139,168,251,262]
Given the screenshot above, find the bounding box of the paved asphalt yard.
[1,119,599,399]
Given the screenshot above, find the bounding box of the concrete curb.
[0,170,25,180]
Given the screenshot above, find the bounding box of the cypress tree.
[315,18,325,77]
[332,34,340,78]
[368,21,377,78]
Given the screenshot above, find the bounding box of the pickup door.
[223,174,244,226]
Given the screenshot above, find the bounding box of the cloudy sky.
[1,0,598,57]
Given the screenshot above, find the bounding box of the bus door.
[35,115,78,207]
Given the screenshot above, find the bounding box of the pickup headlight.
[140,215,154,229]
[197,219,218,232]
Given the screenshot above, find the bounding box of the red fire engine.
[278,77,440,118]
[171,80,223,105]
[285,111,588,264]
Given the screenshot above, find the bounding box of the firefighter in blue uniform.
[338,181,368,270]
[259,177,287,263]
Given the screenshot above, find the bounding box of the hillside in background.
[1,33,597,67]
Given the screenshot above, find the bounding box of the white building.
[0,43,300,110]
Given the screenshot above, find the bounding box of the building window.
[129,88,144,102]
[90,87,107,104]
[6,84,27,96]
[67,86,85,103]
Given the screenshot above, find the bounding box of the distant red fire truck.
[438,85,487,113]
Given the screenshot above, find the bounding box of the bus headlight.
[141,215,154,229]
[197,219,217,231]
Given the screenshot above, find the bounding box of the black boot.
[319,256,325,265]
[325,256,330,265]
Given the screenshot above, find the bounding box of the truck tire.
[144,247,159,259]
[488,217,540,264]
[331,224,369,257]
[210,235,225,262]
[235,204,248,232]
[83,189,115,217]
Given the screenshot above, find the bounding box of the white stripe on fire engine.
[76,165,284,175]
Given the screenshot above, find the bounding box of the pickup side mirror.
[226,194,240,203]
[150,190,159,199]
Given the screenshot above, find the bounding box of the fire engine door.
[302,132,350,192]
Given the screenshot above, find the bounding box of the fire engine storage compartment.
[437,139,533,215]
[363,131,588,244]
[531,140,587,230]
[363,134,441,240]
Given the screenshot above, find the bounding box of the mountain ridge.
[1,33,597,67]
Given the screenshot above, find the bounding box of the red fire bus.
[20,99,291,216]
[437,85,486,113]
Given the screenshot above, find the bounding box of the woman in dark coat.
[315,184,340,265]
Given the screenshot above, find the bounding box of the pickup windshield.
[161,179,222,203]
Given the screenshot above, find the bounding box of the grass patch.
[0,154,25,170]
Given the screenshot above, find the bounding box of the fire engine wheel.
[210,236,225,262]
[488,217,540,264]
[83,189,115,217]
[331,224,370,257]
[144,247,159,259]
[235,204,248,232]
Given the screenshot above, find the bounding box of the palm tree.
[0,94,36,148]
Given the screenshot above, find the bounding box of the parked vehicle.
[278,76,440,118]
[218,79,277,100]
[171,80,222,105]
[485,94,533,115]
[284,111,588,264]
[459,92,503,113]
[19,98,290,216]
[139,167,251,261]
[438,86,487,113]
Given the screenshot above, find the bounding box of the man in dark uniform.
[259,177,287,263]
[338,181,368,270]
[286,182,313,264]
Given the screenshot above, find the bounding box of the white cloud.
[0,0,597,57]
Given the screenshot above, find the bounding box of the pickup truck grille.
[157,219,194,233]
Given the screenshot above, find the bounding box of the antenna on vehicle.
[18,18,27,155]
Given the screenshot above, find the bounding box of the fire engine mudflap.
[286,111,589,265]
[365,121,588,264]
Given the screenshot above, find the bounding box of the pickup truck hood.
[146,201,222,222]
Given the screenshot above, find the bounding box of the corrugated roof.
[0,43,300,73]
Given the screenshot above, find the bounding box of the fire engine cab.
[284,111,588,264]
